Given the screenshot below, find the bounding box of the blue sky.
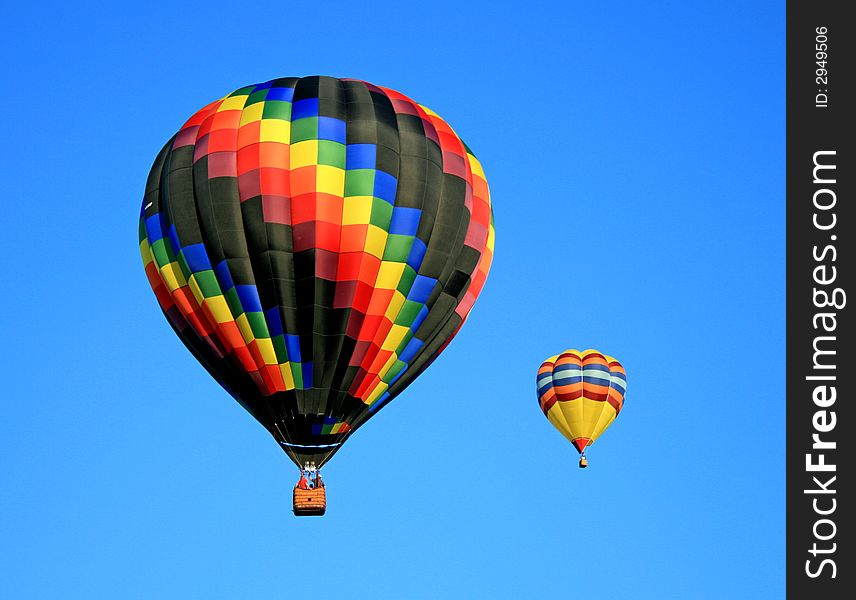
[0,1,784,598]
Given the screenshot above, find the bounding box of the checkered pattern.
[139,76,494,467]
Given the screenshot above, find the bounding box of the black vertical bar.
[787,1,853,597]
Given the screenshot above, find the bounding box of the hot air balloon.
[139,76,494,514]
[536,349,626,468]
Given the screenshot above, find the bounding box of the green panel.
[246,89,268,106]
[383,234,413,262]
[344,169,375,197]
[291,117,318,143]
[394,298,423,326]
[229,86,254,97]
[395,265,417,296]
[150,239,169,267]
[262,100,292,121]
[291,362,303,389]
[317,140,346,168]
[381,359,407,383]
[225,287,243,316]
[370,198,393,229]
[194,270,221,298]
[175,251,192,280]
[246,311,270,338]
[272,335,288,361]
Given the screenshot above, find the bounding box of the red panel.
[365,289,394,315]
[237,121,261,150]
[336,252,362,281]
[259,141,288,168]
[290,166,316,196]
[315,221,341,253]
[237,144,260,174]
[315,194,343,225]
[207,128,237,153]
[352,280,375,312]
[259,167,290,197]
[291,193,316,225]
[339,224,368,253]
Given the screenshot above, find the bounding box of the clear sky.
[0,1,784,598]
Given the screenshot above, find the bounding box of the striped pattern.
[139,76,494,467]
[536,349,626,454]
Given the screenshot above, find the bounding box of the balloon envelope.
[139,76,494,467]
[536,349,626,454]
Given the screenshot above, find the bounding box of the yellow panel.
[219,96,248,111]
[366,381,389,405]
[279,363,295,391]
[418,104,439,117]
[591,406,618,442]
[256,338,277,365]
[342,196,372,225]
[383,291,406,320]
[364,225,387,258]
[316,165,345,195]
[140,240,152,265]
[290,140,318,167]
[546,407,575,443]
[375,262,406,289]
[381,324,409,351]
[259,119,291,144]
[486,225,496,252]
[187,274,205,304]
[235,313,255,344]
[159,262,186,292]
[468,155,485,179]
[239,102,264,126]
[203,295,233,323]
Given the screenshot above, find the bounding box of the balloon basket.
[293,486,327,516]
[579,456,588,469]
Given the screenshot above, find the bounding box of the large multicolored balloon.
[139,76,494,468]
[536,349,626,466]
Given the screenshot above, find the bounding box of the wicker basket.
[293,486,327,516]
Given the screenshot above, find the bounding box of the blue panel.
[318,117,346,143]
[292,98,319,120]
[411,305,429,330]
[253,80,274,91]
[373,171,398,203]
[302,362,313,388]
[265,307,283,337]
[285,334,301,362]
[181,243,212,273]
[398,337,423,363]
[406,238,428,270]
[407,275,436,303]
[346,144,376,169]
[537,382,554,396]
[235,284,263,313]
[369,391,391,413]
[167,225,181,255]
[145,214,163,242]
[214,260,235,291]
[389,207,421,235]
[265,86,294,102]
